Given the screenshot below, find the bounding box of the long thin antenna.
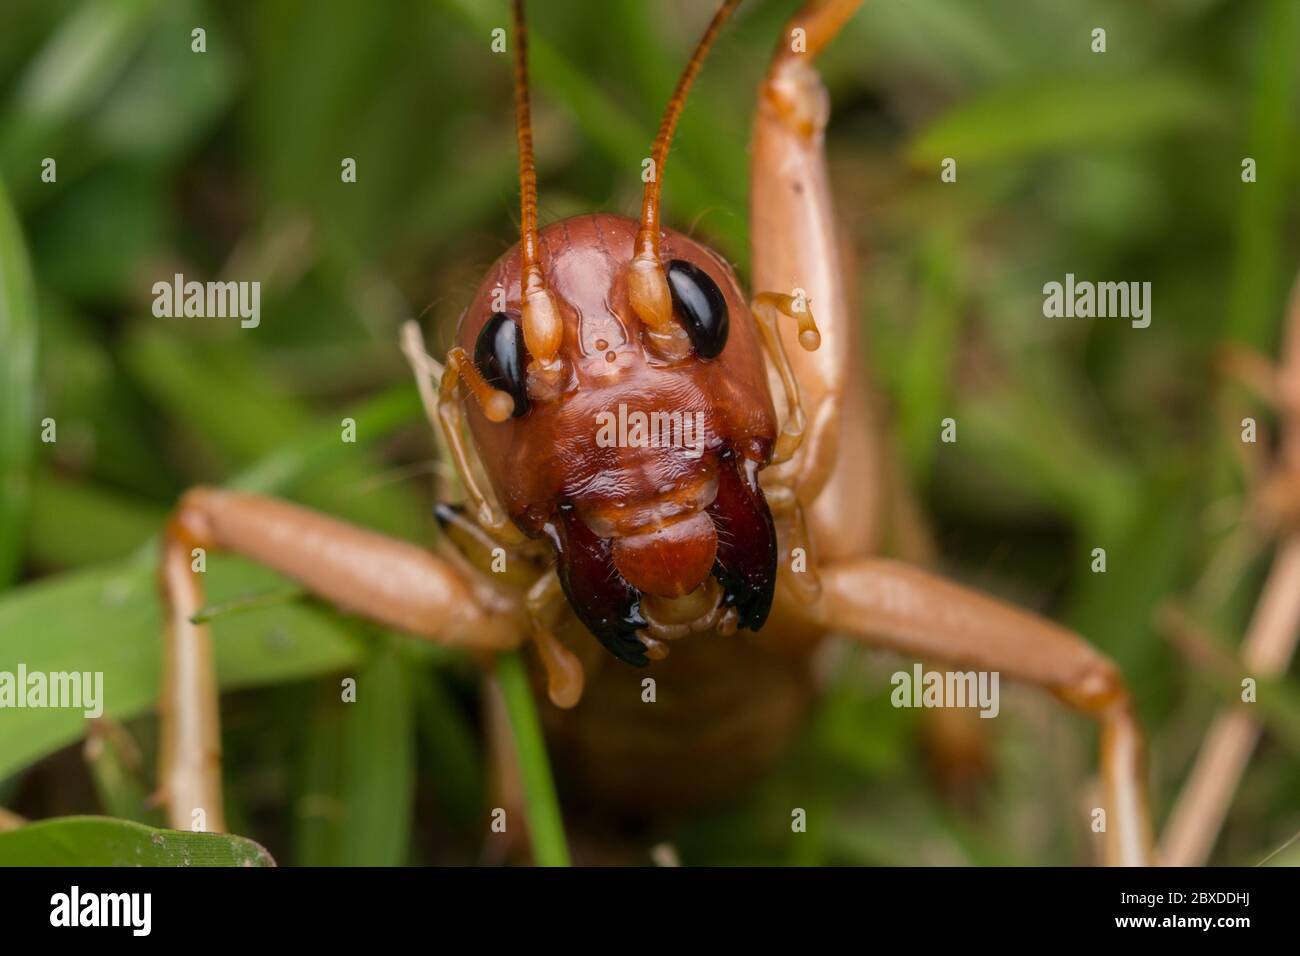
[628,0,742,352]
[637,0,742,254]
[512,0,541,284]
[511,0,564,398]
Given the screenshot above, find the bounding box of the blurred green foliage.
[0,815,274,865]
[0,0,1297,866]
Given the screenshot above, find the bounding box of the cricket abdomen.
[536,622,820,819]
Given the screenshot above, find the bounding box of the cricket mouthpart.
[546,448,777,665]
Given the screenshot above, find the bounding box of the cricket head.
[440,0,779,667]
[456,215,780,666]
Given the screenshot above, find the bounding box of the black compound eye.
[667,259,729,359]
[474,312,530,418]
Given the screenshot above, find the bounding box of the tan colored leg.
[805,558,1154,866]
[750,0,880,563]
[1160,536,1300,865]
[763,477,823,603]
[159,527,224,833]
[159,487,524,831]
[751,292,820,464]
[1161,273,1300,863]
[526,569,584,709]
[401,321,526,547]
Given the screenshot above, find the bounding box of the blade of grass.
[0,0,162,206]
[897,230,964,480]
[124,329,423,538]
[83,719,155,824]
[190,584,307,624]
[26,469,163,569]
[338,645,415,865]
[0,376,427,780]
[1226,0,1300,351]
[294,687,346,866]
[412,661,484,829]
[0,177,38,587]
[908,73,1223,168]
[294,644,418,866]
[0,815,274,866]
[228,385,422,495]
[495,650,569,867]
[956,388,1137,540]
[0,555,365,783]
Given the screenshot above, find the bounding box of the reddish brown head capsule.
[457,0,765,665]
[458,214,779,663]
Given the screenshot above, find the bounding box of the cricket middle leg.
[750,0,880,564]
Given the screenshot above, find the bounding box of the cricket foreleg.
[159,487,524,832]
[750,0,880,562]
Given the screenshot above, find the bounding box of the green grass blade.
[83,721,156,823]
[495,650,569,867]
[0,376,425,781]
[1226,0,1300,350]
[227,386,422,497]
[897,231,964,480]
[0,176,38,587]
[294,645,417,866]
[189,585,307,624]
[124,329,424,538]
[0,0,161,204]
[413,663,484,829]
[908,73,1223,168]
[26,469,162,569]
[0,815,274,866]
[338,646,415,865]
[0,556,364,782]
